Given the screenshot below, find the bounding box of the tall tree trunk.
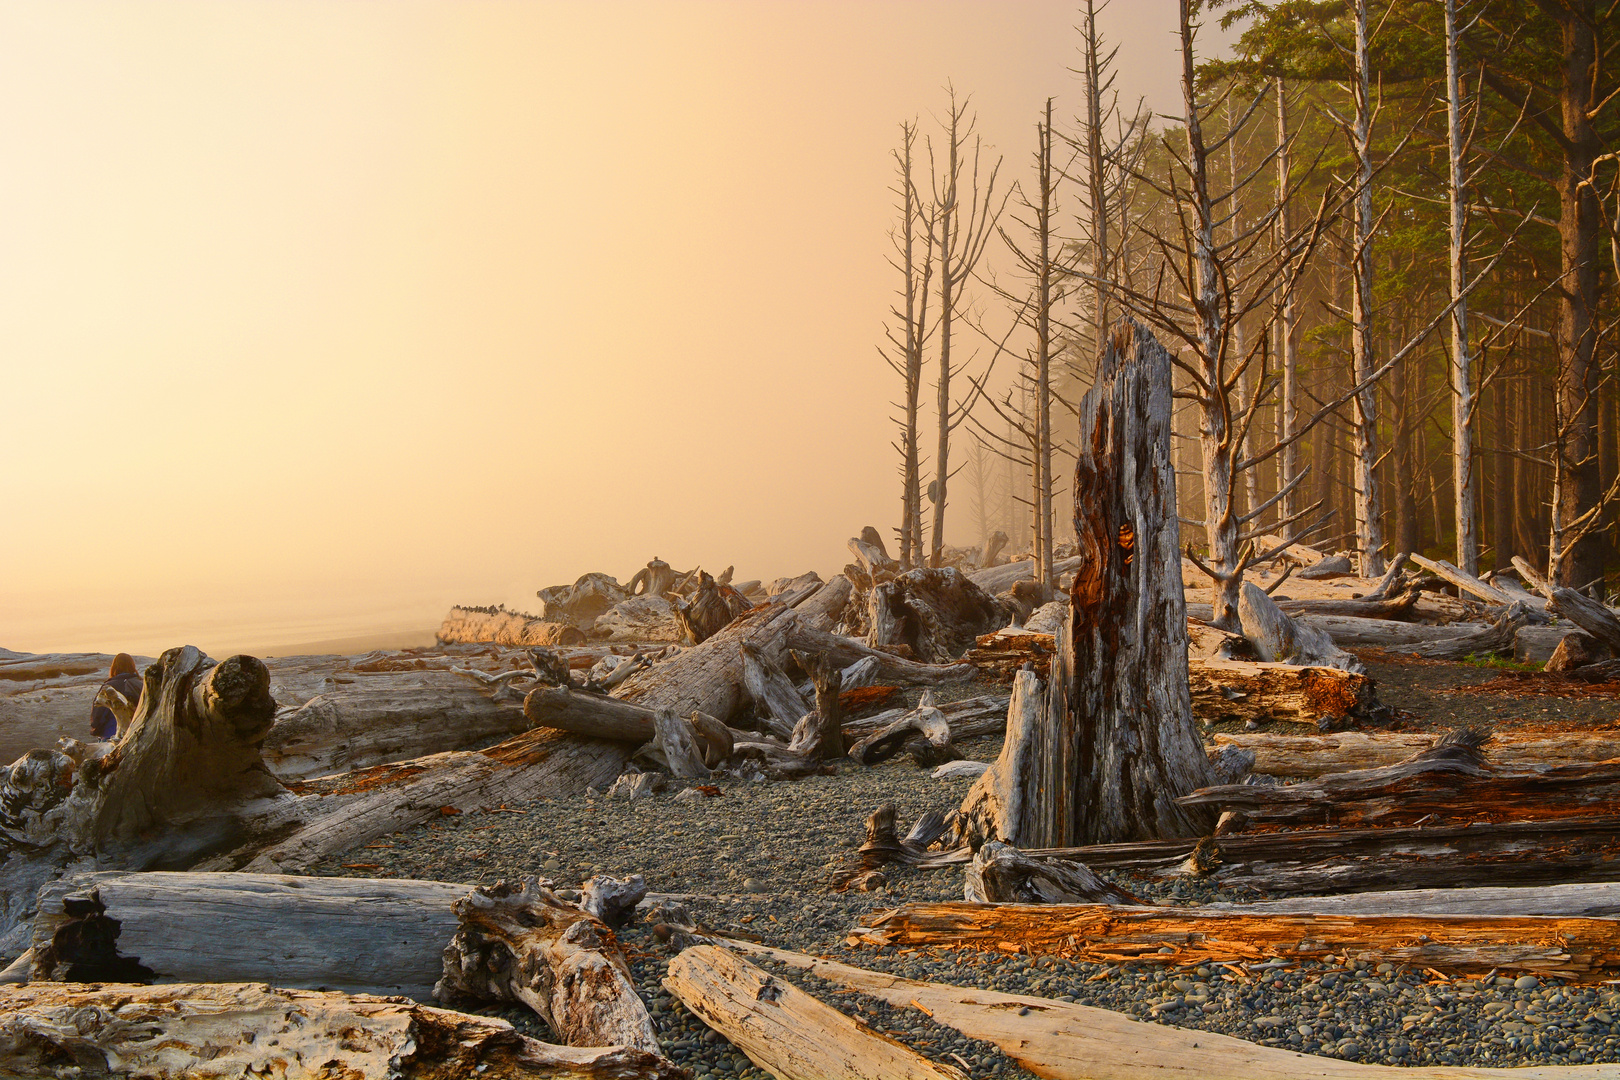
[1492,363,1513,569]
[1036,99,1056,590]
[1549,1,1605,592]
[1446,0,1479,574]
[1349,0,1386,577]
[1274,78,1300,535]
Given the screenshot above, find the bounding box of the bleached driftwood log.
[265,683,533,781]
[438,879,661,1054]
[785,623,978,686]
[1239,582,1363,672]
[614,604,801,724]
[536,572,631,630]
[855,902,1620,978]
[1213,729,1620,778]
[1178,729,1620,828]
[1035,321,1213,847]
[28,870,464,998]
[842,696,1008,745]
[732,941,1616,1080]
[848,527,899,584]
[524,685,661,742]
[973,817,1620,895]
[1549,586,1620,654]
[652,708,709,779]
[965,556,1083,596]
[845,691,956,767]
[867,567,1013,663]
[1399,603,1533,661]
[0,981,684,1079]
[663,945,969,1080]
[1209,882,1620,919]
[963,841,1139,905]
[1407,552,1518,606]
[438,605,586,648]
[738,642,808,739]
[950,670,1042,849]
[794,572,854,632]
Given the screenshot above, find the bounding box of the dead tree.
[1029,320,1216,848]
[881,120,936,570]
[927,84,1006,567]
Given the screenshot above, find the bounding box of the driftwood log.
[613,604,801,724]
[1036,320,1214,847]
[846,692,957,767]
[929,817,1620,895]
[963,841,1140,905]
[1213,729,1620,778]
[738,642,808,739]
[1239,583,1363,672]
[1188,657,1385,728]
[536,572,631,630]
[663,945,969,1080]
[437,879,661,1054]
[265,681,533,781]
[854,902,1620,978]
[965,555,1083,596]
[732,941,1614,1080]
[0,981,684,1080]
[1398,603,1533,661]
[1177,729,1620,828]
[26,870,463,997]
[1549,586,1620,654]
[788,650,845,760]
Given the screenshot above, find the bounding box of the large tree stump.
[1033,321,1215,848]
[867,567,1013,663]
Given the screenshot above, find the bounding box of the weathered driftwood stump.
[0,981,684,1079]
[437,878,661,1054]
[1237,582,1362,672]
[627,558,676,598]
[950,669,1043,849]
[788,650,845,760]
[867,567,1013,663]
[536,571,631,630]
[673,570,748,645]
[1031,321,1214,847]
[963,841,1140,905]
[0,646,288,953]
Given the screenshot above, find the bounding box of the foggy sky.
[0,1,1222,656]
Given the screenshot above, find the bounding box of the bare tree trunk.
[1349,0,1386,577]
[1274,78,1299,535]
[1446,0,1479,575]
[1036,99,1056,589]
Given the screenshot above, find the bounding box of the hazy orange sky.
[1,1,1226,656]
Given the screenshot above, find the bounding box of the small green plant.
[1459,653,1543,672]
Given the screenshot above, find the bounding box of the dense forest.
[884,0,1620,616]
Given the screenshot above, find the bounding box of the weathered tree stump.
[1032,321,1215,847]
[867,567,1013,663]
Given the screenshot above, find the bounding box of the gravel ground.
[311,686,1620,1077]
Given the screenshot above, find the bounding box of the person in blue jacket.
[91,653,142,741]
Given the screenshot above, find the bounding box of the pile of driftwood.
[10,322,1620,1074]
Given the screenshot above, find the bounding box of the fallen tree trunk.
[928,817,1620,895]
[965,556,1083,596]
[784,623,978,686]
[960,630,1056,683]
[738,642,808,739]
[854,901,1620,978]
[614,603,802,724]
[663,944,969,1080]
[28,870,463,998]
[1210,881,1620,919]
[1407,553,1517,607]
[846,692,956,767]
[1177,730,1620,828]
[1188,657,1386,728]
[525,684,661,742]
[1213,729,1620,778]
[0,981,683,1080]
[731,941,1610,1080]
[0,646,290,955]
[795,573,854,633]
[235,727,629,875]
[842,696,1009,745]
[1239,583,1362,672]
[265,684,533,781]
[1549,587,1620,654]
[1272,592,1421,620]
[1398,604,1532,661]
[438,878,660,1054]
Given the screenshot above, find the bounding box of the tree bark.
[1036,320,1214,848]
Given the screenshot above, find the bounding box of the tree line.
[879,0,1620,620]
